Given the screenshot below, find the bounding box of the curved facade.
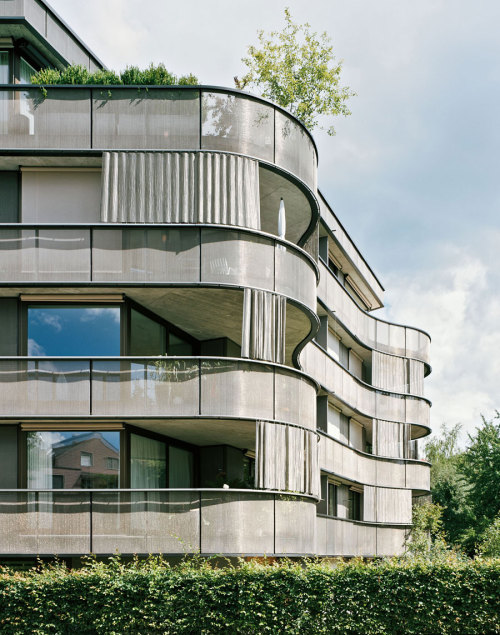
[0,0,430,560]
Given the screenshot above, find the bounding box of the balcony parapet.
[0,356,318,429]
[302,342,430,434]
[0,85,318,191]
[0,488,317,556]
[316,516,409,557]
[318,261,431,366]
[0,224,319,312]
[318,431,430,492]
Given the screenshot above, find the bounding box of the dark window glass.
[27,430,120,489]
[348,490,362,521]
[168,446,194,487]
[27,305,120,356]
[0,172,19,222]
[168,333,193,356]
[129,308,166,356]
[328,482,337,517]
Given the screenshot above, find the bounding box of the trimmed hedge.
[0,557,498,634]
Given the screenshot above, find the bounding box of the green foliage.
[0,557,498,634]
[237,7,354,134]
[478,515,500,557]
[424,415,500,555]
[30,63,199,87]
[406,501,453,560]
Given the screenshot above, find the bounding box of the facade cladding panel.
[0,0,431,559]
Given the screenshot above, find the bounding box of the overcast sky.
[48,0,500,442]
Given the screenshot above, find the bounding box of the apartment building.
[0,0,431,561]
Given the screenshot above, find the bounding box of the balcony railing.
[318,433,430,492]
[0,224,318,312]
[318,261,431,365]
[0,86,317,190]
[302,342,430,433]
[0,356,317,429]
[0,489,317,556]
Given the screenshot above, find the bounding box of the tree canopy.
[424,414,500,555]
[236,8,354,135]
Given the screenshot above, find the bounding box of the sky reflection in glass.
[28,306,120,356]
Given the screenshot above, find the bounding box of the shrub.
[0,557,498,634]
[30,63,199,87]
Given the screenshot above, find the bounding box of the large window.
[130,433,166,488]
[26,430,120,489]
[27,305,121,356]
[0,51,9,83]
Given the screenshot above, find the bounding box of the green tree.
[236,8,354,134]
[461,414,500,545]
[424,424,474,547]
[405,501,451,560]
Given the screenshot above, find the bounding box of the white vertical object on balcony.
[100,151,260,229]
[278,197,286,240]
[241,289,286,363]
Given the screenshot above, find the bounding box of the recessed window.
[26,430,120,489]
[80,451,93,467]
[27,305,121,356]
[327,482,337,517]
[106,457,119,470]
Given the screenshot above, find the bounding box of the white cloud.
[30,312,62,332]
[27,339,46,356]
[80,308,120,323]
[378,241,500,441]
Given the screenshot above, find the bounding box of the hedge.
[0,557,498,634]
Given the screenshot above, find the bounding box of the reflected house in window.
[0,0,431,561]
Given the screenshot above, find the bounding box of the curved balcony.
[319,432,430,493]
[0,86,317,192]
[0,489,317,556]
[0,356,317,430]
[0,224,318,313]
[316,516,409,557]
[318,261,431,367]
[302,342,430,436]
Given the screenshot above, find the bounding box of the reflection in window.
[169,446,194,487]
[169,333,193,356]
[130,433,166,488]
[130,308,166,356]
[27,305,121,356]
[27,430,120,489]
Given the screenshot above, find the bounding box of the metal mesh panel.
[200,492,274,554]
[201,92,274,162]
[200,360,274,419]
[376,526,407,556]
[274,370,316,429]
[92,360,199,417]
[317,261,430,365]
[405,462,430,491]
[275,244,317,311]
[274,496,316,554]
[93,89,200,150]
[274,111,317,190]
[92,228,200,282]
[92,491,200,554]
[0,492,90,555]
[241,289,286,363]
[0,88,91,148]
[0,360,90,416]
[201,229,274,288]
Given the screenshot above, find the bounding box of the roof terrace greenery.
[30,63,199,87]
